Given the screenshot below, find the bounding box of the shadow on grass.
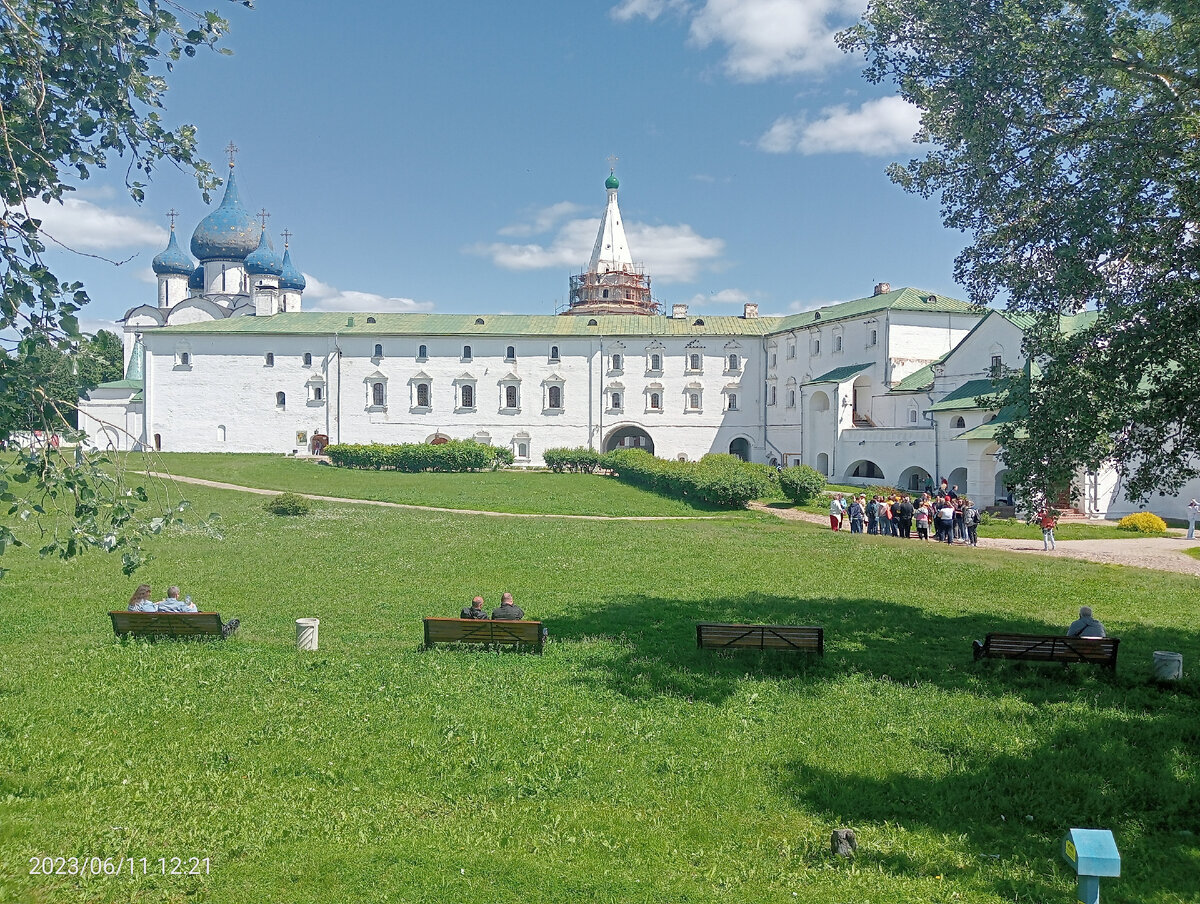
[552,593,1200,900]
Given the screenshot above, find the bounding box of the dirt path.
[746,502,1200,577]
[149,473,734,522]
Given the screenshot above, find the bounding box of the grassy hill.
[1,460,1196,903]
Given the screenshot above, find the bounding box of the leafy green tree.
[840,0,1200,505]
[0,1,250,577]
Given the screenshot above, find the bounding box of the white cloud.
[79,317,122,337]
[497,202,586,238]
[758,96,922,155]
[302,274,434,313]
[31,197,166,251]
[134,267,157,285]
[470,212,725,284]
[684,288,752,307]
[788,297,831,313]
[610,0,689,22]
[614,0,864,80]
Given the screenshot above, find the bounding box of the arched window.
[834,336,843,353]
[788,389,796,407]
[650,353,661,371]
[372,382,385,407]
[909,408,919,424]
[179,352,190,366]
[769,386,777,405]
[611,353,622,371]
[506,345,516,361]
[265,352,274,367]
[813,339,821,355]
[990,355,1003,378]
[461,384,474,408]
[217,425,226,442]
[602,289,609,298]
[374,343,384,358]
[418,344,428,359]
[517,442,529,459]
[463,345,472,360]
[688,392,700,410]
[275,391,286,408]
[689,353,701,371]
[505,385,518,409]
[650,392,661,410]
[611,392,622,410]
[548,385,562,409]
[870,329,878,346]
[728,393,738,411]
[416,383,430,407]
[952,415,966,429]
[313,386,323,401]
[303,352,312,366]
[728,353,739,371]
[549,345,559,361]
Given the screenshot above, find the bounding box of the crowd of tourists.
[828,483,982,546]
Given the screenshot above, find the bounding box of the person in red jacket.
[1038,507,1057,550]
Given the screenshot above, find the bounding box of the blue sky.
[39,0,971,333]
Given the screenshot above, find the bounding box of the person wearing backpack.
[964,500,981,547]
[865,496,878,534]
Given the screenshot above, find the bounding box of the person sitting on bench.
[128,584,156,612]
[491,592,525,621]
[1066,606,1105,638]
[460,596,488,619]
[156,586,198,613]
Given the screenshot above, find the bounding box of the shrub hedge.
[543,447,608,473]
[325,440,514,472]
[778,464,826,504]
[604,449,775,507]
[1117,511,1168,533]
[263,492,311,516]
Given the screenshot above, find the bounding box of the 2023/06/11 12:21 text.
[30,856,210,876]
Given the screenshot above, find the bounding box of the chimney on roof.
[743,303,759,319]
[672,303,688,319]
[874,282,891,296]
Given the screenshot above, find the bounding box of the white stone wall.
[78,395,144,451]
[143,330,765,463]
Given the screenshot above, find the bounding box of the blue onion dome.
[190,167,259,260]
[152,229,194,276]
[244,228,283,276]
[279,247,306,290]
[188,264,204,290]
[605,170,619,190]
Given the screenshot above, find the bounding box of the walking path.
[747,502,1200,577]
[149,473,733,522]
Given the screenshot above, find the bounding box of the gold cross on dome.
[225,141,239,167]
[281,228,292,248]
[166,208,178,230]
[257,208,271,228]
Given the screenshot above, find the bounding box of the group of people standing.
[829,485,982,546]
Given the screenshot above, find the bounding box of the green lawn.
[131,452,742,517]
[1,465,1197,903]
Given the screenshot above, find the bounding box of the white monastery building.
[79,159,1194,520]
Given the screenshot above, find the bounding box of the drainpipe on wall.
[923,408,939,486]
[597,336,604,452]
[334,332,342,445]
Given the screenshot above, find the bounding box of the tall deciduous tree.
[840,0,1200,504]
[0,1,249,576]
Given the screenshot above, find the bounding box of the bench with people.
[424,592,546,653]
[973,606,1118,670]
[110,584,240,640]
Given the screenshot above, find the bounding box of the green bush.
[543,447,608,473]
[263,492,311,516]
[603,449,775,508]
[778,464,826,504]
[1117,511,1168,533]
[325,440,513,472]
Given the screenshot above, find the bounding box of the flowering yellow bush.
[1117,512,1167,533]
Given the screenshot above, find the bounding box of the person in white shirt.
[156,586,197,613]
[1187,499,1200,540]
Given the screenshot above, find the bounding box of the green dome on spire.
[605,171,619,190]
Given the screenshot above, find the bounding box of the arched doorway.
[947,467,968,495]
[427,433,451,445]
[729,437,750,461]
[994,468,1014,505]
[605,425,654,454]
[897,465,931,493]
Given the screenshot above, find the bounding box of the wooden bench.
[109,611,238,640]
[422,617,545,654]
[973,633,1119,670]
[696,623,823,655]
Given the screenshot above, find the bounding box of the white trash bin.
[1152,650,1182,681]
[296,617,320,652]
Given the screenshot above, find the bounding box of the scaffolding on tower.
[559,264,660,316]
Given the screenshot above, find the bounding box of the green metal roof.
[889,361,937,393]
[809,362,872,384]
[91,379,144,390]
[155,311,780,338]
[774,287,978,332]
[957,405,1024,441]
[928,378,1005,411]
